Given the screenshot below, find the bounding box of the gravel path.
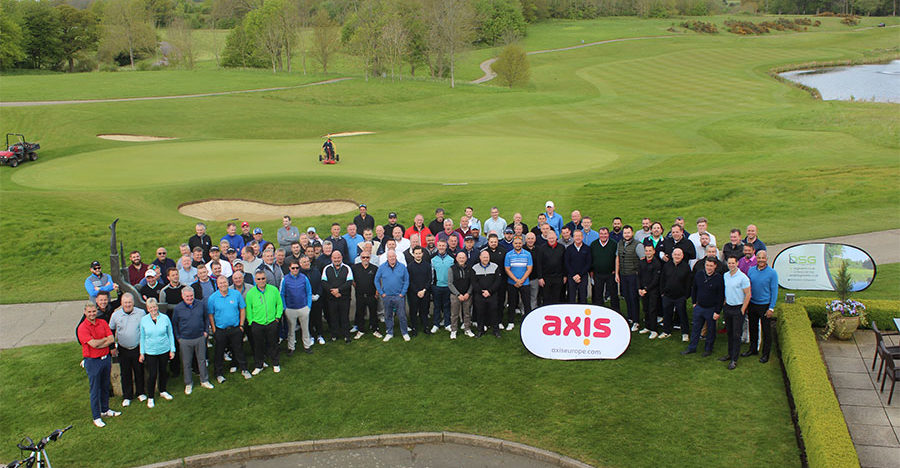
[0,77,352,107]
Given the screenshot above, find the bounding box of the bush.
[796,297,900,331]
[73,53,97,73]
[491,43,530,87]
[680,20,718,33]
[775,303,858,468]
[725,19,770,35]
[841,16,859,26]
[98,62,119,72]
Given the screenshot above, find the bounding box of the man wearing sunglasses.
[85,260,117,301]
[152,247,177,274]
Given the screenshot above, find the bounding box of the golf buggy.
[319,137,339,165]
[0,134,40,168]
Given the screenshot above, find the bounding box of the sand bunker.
[97,134,177,142]
[178,199,358,222]
[324,131,375,138]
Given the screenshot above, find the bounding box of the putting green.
[12,135,617,189]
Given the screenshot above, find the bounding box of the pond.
[778,60,900,103]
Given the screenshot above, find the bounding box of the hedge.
[795,297,900,331]
[776,303,859,468]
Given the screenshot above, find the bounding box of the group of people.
[78,202,779,427]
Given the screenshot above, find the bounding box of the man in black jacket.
[660,247,693,341]
[480,234,507,320]
[661,224,696,263]
[682,258,725,357]
[406,246,432,336]
[188,223,213,262]
[637,244,662,339]
[321,251,353,343]
[472,250,502,337]
[564,230,592,304]
[535,230,565,305]
[351,253,381,339]
[448,252,475,339]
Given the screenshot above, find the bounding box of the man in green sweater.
[590,227,619,312]
[246,272,284,375]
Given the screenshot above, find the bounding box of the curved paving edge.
[134,432,594,468]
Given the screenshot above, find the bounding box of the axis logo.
[521,304,630,360]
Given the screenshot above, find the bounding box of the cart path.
[2,229,896,350]
[0,77,353,107]
[471,35,676,84]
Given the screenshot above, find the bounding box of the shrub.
[776,303,858,468]
[725,19,770,35]
[491,43,530,87]
[795,297,900,331]
[841,16,859,26]
[680,20,718,33]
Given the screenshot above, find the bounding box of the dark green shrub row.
[795,297,900,331]
[776,303,859,468]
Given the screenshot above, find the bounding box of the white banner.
[772,243,876,291]
[521,304,631,360]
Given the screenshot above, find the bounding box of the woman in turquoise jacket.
[139,298,175,408]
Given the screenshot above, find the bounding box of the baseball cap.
[504,228,514,234]
[145,269,158,278]
[545,201,554,208]
[226,248,236,254]
[389,212,397,218]
[253,228,263,234]
[307,227,316,233]
[90,260,101,268]
[210,246,220,252]
[471,226,480,231]
[465,235,474,241]
[241,221,249,228]
[359,204,367,208]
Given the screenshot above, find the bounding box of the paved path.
[0,77,352,108]
[768,229,900,265]
[818,330,900,467]
[207,443,559,468]
[471,35,676,84]
[1,229,897,350]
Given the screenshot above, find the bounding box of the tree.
[0,6,26,69]
[311,8,339,74]
[167,16,195,68]
[100,0,157,69]
[21,0,64,69]
[221,21,267,68]
[380,15,406,80]
[424,0,475,88]
[277,0,302,73]
[491,43,529,87]
[395,0,427,77]
[243,0,284,73]
[473,0,527,45]
[56,4,100,73]
[343,0,388,80]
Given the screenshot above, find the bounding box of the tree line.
[1,0,894,76]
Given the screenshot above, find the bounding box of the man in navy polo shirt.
[207,276,252,382]
[564,230,592,304]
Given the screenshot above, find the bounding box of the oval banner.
[772,243,876,292]
[521,304,631,360]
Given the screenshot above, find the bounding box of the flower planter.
[832,315,860,340]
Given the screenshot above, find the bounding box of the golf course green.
[0,14,898,467]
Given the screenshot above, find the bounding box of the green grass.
[0,330,799,467]
[0,16,898,304]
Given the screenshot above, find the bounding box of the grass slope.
[0,17,898,305]
[0,331,798,467]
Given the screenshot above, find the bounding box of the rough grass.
[0,329,799,467]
